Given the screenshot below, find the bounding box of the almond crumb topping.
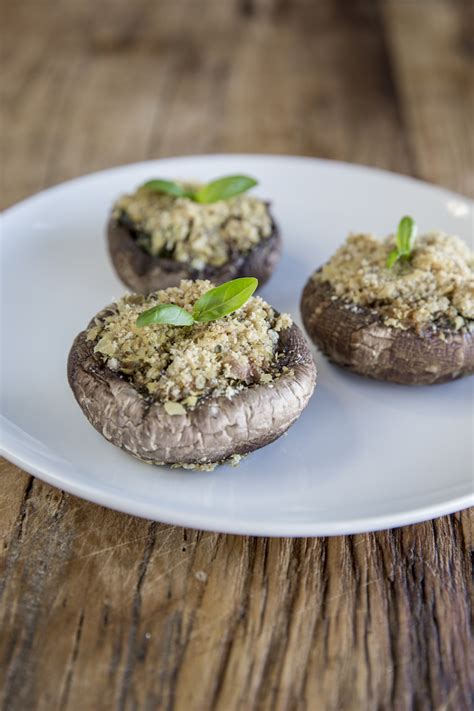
[113,184,273,268]
[87,280,293,407]
[315,231,473,331]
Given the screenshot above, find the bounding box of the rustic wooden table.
[2,1,473,709]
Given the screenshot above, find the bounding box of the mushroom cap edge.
[300,274,474,385]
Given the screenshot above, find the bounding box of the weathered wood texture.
[1,1,473,709]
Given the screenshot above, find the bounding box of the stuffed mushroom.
[301,218,474,385]
[108,175,281,294]
[68,278,316,469]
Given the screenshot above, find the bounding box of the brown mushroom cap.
[301,276,474,385]
[107,212,282,294]
[67,310,316,467]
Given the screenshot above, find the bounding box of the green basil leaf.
[396,216,417,256]
[193,277,258,323]
[194,175,258,204]
[386,248,400,269]
[142,179,191,199]
[136,303,195,328]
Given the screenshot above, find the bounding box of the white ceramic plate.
[1,155,473,536]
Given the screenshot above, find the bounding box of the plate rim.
[1,434,473,537]
[2,154,473,536]
[2,153,473,218]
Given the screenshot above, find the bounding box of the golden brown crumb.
[316,231,473,331]
[172,461,218,471]
[113,183,273,268]
[171,452,246,471]
[229,453,245,467]
[164,401,186,416]
[87,280,293,406]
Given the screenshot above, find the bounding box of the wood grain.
[1,1,473,709]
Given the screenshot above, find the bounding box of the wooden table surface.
[1,1,473,709]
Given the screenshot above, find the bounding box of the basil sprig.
[142,175,257,204]
[136,277,258,328]
[194,176,257,204]
[142,179,194,199]
[192,277,258,322]
[387,216,418,268]
[136,303,195,328]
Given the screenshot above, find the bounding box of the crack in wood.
[58,608,85,710]
[117,521,158,710]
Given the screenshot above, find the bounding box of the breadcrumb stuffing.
[316,231,474,332]
[113,183,273,269]
[87,280,293,407]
